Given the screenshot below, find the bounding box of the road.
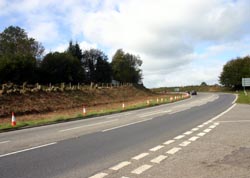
[0,93,236,178]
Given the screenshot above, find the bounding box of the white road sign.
[242,78,250,87]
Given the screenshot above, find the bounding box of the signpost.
[242,78,250,95]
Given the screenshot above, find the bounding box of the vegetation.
[0,26,143,85]
[237,91,250,104]
[220,56,250,89]
[111,49,142,84]
[0,92,188,132]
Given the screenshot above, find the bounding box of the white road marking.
[149,145,164,152]
[107,113,130,119]
[207,104,236,122]
[189,136,199,141]
[138,110,171,117]
[203,129,212,133]
[110,161,131,171]
[197,132,206,137]
[179,141,191,147]
[0,142,57,158]
[198,124,205,128]
[59,119,118,132]
[121,177,130,178]
[163,140,175,145]
[150,155,167,164]
[132,153,149,160]
[191,128,199,131]
[209,125,216,129]
[0,140,10,144]
[219,120,250,123]
[131,164,152,175]
[214,122,220,125]
[102,118,152,132]
[89,172,108,178]
[166,147,182,154]
[174,135,185,140]
[183,131,193,135]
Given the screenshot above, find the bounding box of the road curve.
[0,93,236,178]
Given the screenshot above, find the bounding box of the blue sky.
[1,0,250,88]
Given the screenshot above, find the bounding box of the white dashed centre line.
[150,155,168,164]
[166,147,182,154]
[197,132,206,137]
[174,135,185,140]
[191,128,199,131]
[163,140,175,145]
[198,124,204,128]
[0,140,10,144]
[179,141,191,147]
[60,119,118,132]
[183,131,193,135]
[89,172,108,178]
[189,136,199,141]
[131,164,152,175]
[149,145,164,152]
[102,118,152,132]
[132,153,149,160]
[0,142,57,158]
[110,161,131,171]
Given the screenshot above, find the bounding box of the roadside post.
[83,105,87,116]
[242,78,250,96]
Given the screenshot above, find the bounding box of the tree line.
[220,56,250,89]
[0,26,143,85]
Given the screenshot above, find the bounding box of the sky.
[1,0,250,88]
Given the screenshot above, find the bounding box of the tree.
[0,26,44,58]
[82,49,112,83]
[0,26,44,84]
[219,56,250,89]
[66,41,82,62]
[0,55,37,84]
[111,49,142,83]
[200,82,207,86]
[40,52,85,84]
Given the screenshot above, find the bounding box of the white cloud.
[1,0,250,87]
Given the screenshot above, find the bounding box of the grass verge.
[236,90,250,104]
[0,95,189,132]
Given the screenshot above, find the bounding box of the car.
[191,90,197,95]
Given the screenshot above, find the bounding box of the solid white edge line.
[102,118,152,132]
[0,142,57,158]
[59,119,118,132]
[232,94,238,104]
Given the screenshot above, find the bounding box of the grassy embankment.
[0,85,189,132]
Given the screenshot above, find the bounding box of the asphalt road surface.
[0,93,236,178]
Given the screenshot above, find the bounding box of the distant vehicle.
[191,90,197,95]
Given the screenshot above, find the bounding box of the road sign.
[242,78,250,87]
